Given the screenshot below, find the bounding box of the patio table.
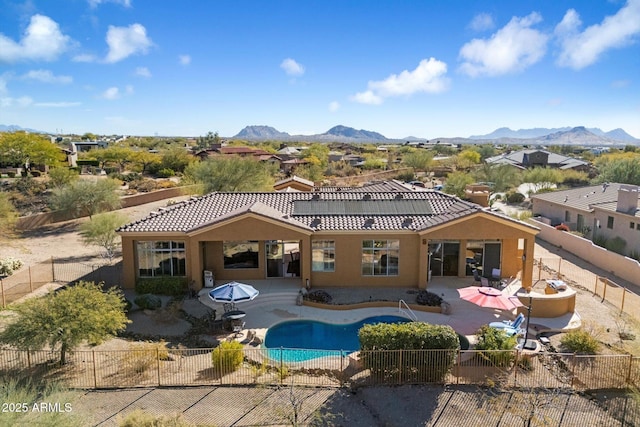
[221,310,246,320]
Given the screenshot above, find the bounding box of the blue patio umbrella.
[208,281,259,303]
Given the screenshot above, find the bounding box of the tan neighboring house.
[118,182,539,292]
[532,183,640,256]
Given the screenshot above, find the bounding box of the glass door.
[265,240,284,278]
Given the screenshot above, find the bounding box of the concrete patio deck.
[197,276,580,343]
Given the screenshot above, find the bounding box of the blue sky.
[1,0,639,139]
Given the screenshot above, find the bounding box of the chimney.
[616,185,640,214]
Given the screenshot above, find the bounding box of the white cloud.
[72,53,97,63]
[135,66,151,77]
[0,96,33,108]
[458,12,548,77]
[88,0,132,8]
[34,101,81,107]
[22,70,72,84]
[555,1,640,69]
[280,58,305,76]
[0,15,71,63]
[102,87,120,100]
[105,23,153,63]
[178,54,191,66]
[328,101,340,112]
[469,13,495,31]
[351,58,449,105]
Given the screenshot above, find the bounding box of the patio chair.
[480,277,490,287]
[472,268,481,283]
[489,313,525,330]
[491,268,501,279]
[232,321,246,337]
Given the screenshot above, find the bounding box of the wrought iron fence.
[1,347,637,391]
[0,259,122,307]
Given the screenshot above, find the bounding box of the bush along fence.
[0,258,122,307]
[0,347,638,391]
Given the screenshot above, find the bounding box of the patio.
[197,277,581,343]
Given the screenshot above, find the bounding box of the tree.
[79,212,129,262]
[475,163,521,192]
[595,153,640,185]
[92,145,134,172]
[0,131,64,168]
[402,149,434,171]
[456,149,481,170]
[50,178,121,219]
[47,167,79,188]
[130,150,160,174]
[196,131,220,149]
[183,157,276,193]
[0,281,130,364]
[0,192,18,240]
[522,167,562,193]
[159,146,192,174]
[444,171,475,197]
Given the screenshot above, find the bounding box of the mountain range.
[234,125,639,145]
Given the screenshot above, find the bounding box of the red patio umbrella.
[457,286,524,311]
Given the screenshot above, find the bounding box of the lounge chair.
[489,313,525,330]
[232,321,245,337]
[472,268,481,283]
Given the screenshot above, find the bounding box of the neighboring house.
[273,176,315,192]
[486,149,589,171]
[118,182,538,291]
[66,141,109,167]
[531,183,640,256]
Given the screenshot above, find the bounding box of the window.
[577,214,584,231]
[565,211,570,222]
[223,241,259,269]
[137,241,186,277]
[607,216,614,229]
[362,240,399,276]
[312,240,335,272]
[631,222,635,229]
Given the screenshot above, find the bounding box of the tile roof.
[486,149,588,169]
[531,183,640,214]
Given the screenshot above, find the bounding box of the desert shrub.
[395,170,415,182]
[593,234,608,248]
[117,409,193,427]
[555,224,570,232]
[129,179,157,193]
[134,294,162,310]
[30,170,41,177]
[7,171,16,178]
[156,179,177,189]
[135,277,186,296]
[211,340,244,373]
[0,257,23,276]
[359,322,458,382]
[121,341,171,376]
[156,168,175,178]
[560,329,599,354]
[415,290,443,306]
[605,236,627,255]
[305,290,333,304]
[475,325,518,367]
[505,192,525,204]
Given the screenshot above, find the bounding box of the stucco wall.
[533,218,640,286]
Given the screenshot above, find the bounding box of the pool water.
[264,315,410,362]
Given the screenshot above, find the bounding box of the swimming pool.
[264,316,470,362]
[264,315,411,362]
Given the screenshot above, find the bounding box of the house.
[273,176,315,192]
[485,149,589,171]
[67,141,109,167]
[118,182,539,292]
[531,183,640,256]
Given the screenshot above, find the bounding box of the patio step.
[237,291,299,310]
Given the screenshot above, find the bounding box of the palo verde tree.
[50,178,121,219]
[0,131,64,169]
[183,157,277,193]
[0,281,130,364]
[79,212,129,262]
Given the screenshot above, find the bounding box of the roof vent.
[364,218,375,227]
[395,193,404,200]
[363,193,372,201]
[402,217,413,227]
[311,193,320,201]
[310,218,321,227]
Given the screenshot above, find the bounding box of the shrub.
[30,170,41,177]
[121,341,171,376]
[415,290,443,306]
[606,236,627,255]
[560,329,599,354]
[211,340,244,373]
[305,290,332,304]
[0,257,23,276]
[157,168,176,178]
[359,322,458,382]
[117,409,193,427]
[135,277,186,296]
[134,294,162,310]
[475,325,518,367]
[555,223,570,232]
[505,192,525,204]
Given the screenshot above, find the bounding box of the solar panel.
[292,200,433,215]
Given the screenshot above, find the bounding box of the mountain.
[0,124,50,134]
[470,126,639,142]
[321,125,387,141]
[538,126,616,145]
[234,125,290,140]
